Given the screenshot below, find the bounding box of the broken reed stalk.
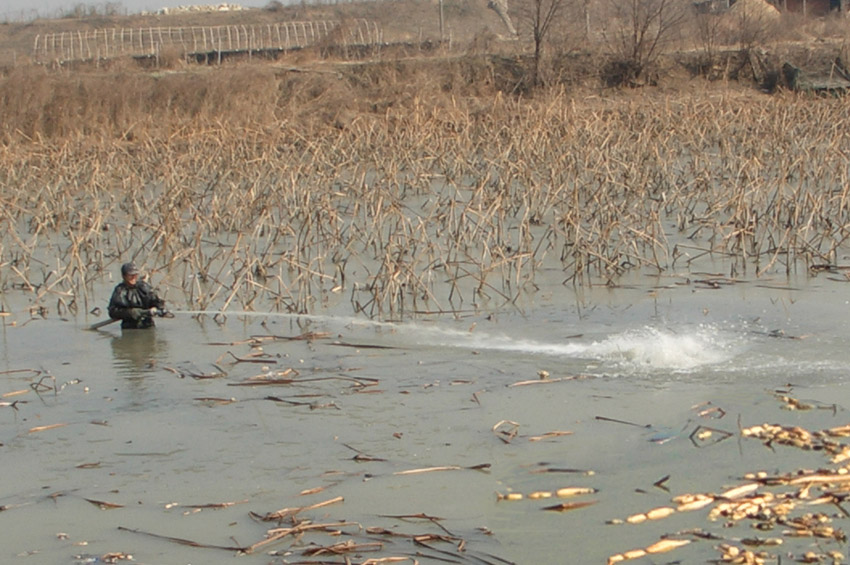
[2,73,850,319]
[243,520,352,554]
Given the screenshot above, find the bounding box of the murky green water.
[2,269,850,564]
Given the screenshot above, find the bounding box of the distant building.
[157,4,244,15]
[695,0,846,15]
[773,0,844,15]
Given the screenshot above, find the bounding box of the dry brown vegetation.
[2,1,850,319]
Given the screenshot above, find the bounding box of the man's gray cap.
[121,263,139,276]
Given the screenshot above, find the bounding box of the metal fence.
[32,19,382,64]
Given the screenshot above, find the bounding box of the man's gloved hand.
[128,308,146,321]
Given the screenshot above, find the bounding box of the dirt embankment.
[2,0,850,136]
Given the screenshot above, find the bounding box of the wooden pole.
[439,0,444,43]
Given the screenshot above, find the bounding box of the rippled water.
[2,269,850,564]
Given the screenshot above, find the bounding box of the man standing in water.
[108,263,166,329]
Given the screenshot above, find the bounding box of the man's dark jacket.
[108,280,165,329]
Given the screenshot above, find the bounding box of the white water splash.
[408,324,737,373]
[580,326,735,371]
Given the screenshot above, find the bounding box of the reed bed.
[2,64,850,319]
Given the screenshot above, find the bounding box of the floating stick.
[542,500,598,512]
[251,496,344,522]
[393,463,490,475]
[595,416,651,429]
[28,423,68,433]
[84,498,124,510]
[118,526,245,552]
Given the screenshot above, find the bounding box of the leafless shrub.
[156,44,187,68]
[514,0,569,86]
[693,9,727,76]
[598,0,693,86]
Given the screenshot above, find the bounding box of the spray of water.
[409,324,736,372]
[174,310,737,372]
[583,326,735,371]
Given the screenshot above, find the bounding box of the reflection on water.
[110,329,168,376]
[110,328,171,412]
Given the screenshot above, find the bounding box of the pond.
[2,266,850,565]
[4,88,850,564]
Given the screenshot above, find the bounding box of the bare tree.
[693,5,726,76]
[516,0,569,86]
[601,0,691,86]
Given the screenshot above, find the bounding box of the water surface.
[2,271,850,564]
